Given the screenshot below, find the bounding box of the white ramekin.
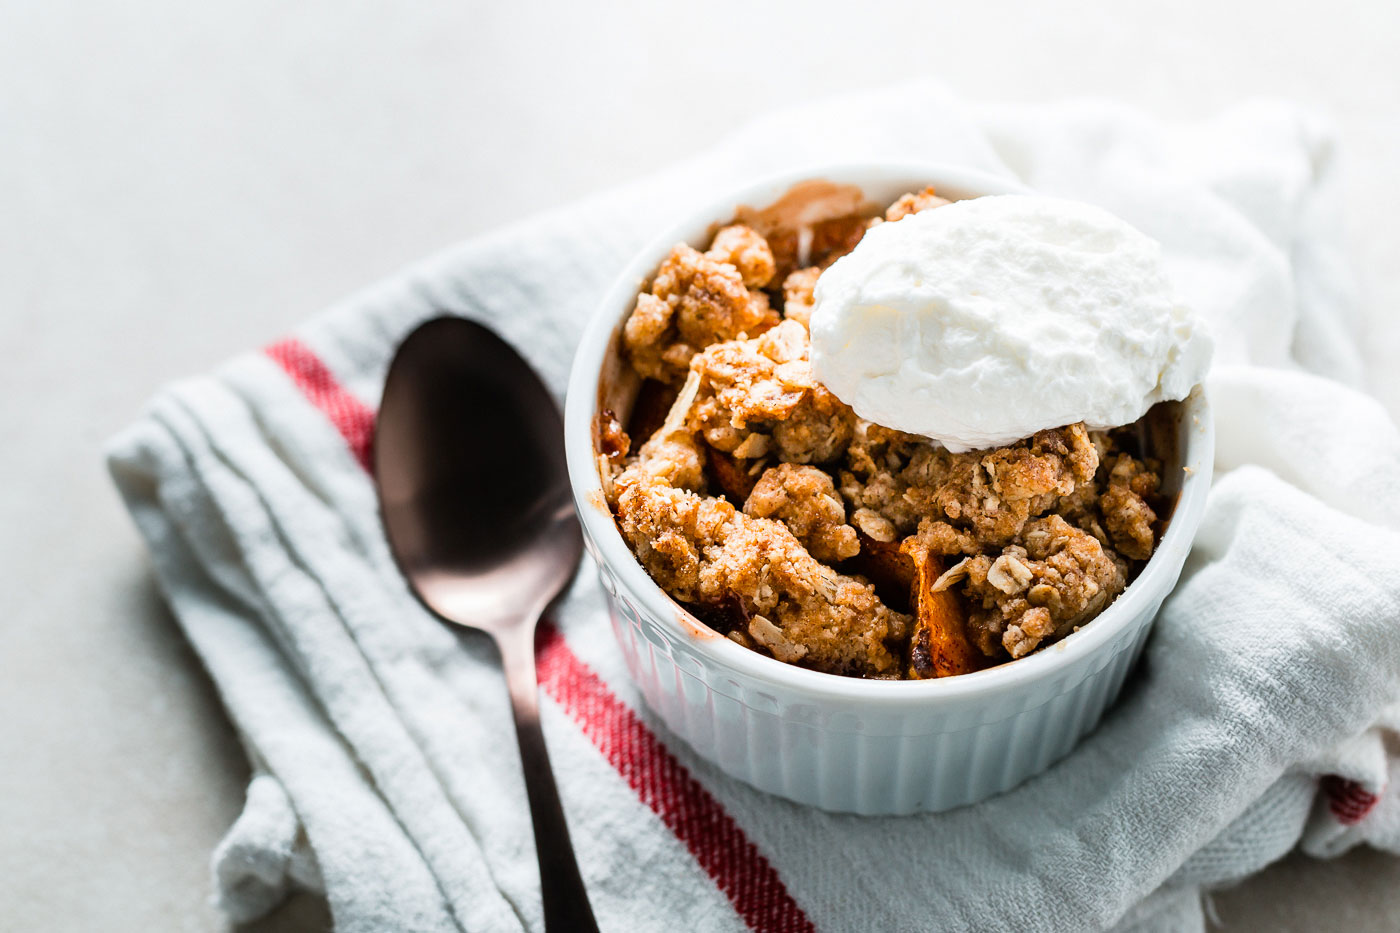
[564,162,1215,815]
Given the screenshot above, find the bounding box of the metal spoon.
[374,316,598,932]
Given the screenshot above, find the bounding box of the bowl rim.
[564,159,1216,709]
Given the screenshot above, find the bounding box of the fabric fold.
[109,81,1400,932]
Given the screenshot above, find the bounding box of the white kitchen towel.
[107,81,1400,933]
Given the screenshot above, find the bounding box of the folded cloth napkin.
[108,81,1400,933]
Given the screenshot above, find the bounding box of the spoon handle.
[497,623,601,933]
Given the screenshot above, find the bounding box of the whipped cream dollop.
[809,194,1212,452]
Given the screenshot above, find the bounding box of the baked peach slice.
[900,538,982,679]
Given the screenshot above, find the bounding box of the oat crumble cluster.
[600,187,1168,679]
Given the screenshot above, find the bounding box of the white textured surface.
[811,195,1213,450]
[2,1,1398,931]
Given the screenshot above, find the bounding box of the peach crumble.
[597,186,1169,680]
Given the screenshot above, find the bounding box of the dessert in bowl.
[564,163,1213,814]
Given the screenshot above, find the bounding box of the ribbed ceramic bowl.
[564,162,1215,815]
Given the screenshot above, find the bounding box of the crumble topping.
[623,237,778,384]
[960,515,1127,659]
[613,462,907,677]
[744,463,860,564]
[1101,452,1160,561]
[687,320,856,465]
[780,267,821,328]
[606,186,1169,678]
[884,185,951,222]
[706,224,777,288]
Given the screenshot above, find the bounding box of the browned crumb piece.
[624,426,706,495]
[687,320,856,464]
[851,506,897,543]
[705,225,776,289]
[1051,465,1108,546]
[911,518,982,557]
[687,322,805,452]
[614,470,906,676]
[622,293,690,384]
[658,246,767,349]
[781,267,821,328]
[961,515,1126,659]
[843,422,1099,547]
[927,424,1099,545]
[771,384,857,465]
[1100,453,1160,560]
[622,242,774,384]
[885,186,951,222]
[744,463,859,563]
[838,422,930,535]
[612,471,725,599]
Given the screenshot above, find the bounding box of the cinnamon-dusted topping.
[745,463,859,563]
[771,382,857,464]
[961,516,1126,659]
[1101,452,1161,560]
[930,424,1099,545]
[885,185,951,222]
[622,242,776,384]
[619,426,706,497]
[688,320,856,465]
[614,469,906,676]
[1051,445,1110,546]
[851,507,896,543]
[781,266,821,328]
[621,293,681,384]
[838,422,929,535]
[843,422,1099,546]
[705,224,776,289]
[913,519,982,558]
[604,188,1169,677]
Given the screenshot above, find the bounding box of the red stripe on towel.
[264,339,376,471]
[1322,775,1380,826]
[268,336,814,932]
[536,623,815,933]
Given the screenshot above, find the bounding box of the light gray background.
[3,2,1398,931]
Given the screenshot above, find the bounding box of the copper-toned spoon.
[374,316,597,932]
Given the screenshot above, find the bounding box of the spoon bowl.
[375,316,597,931]
[376,317,582,629]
